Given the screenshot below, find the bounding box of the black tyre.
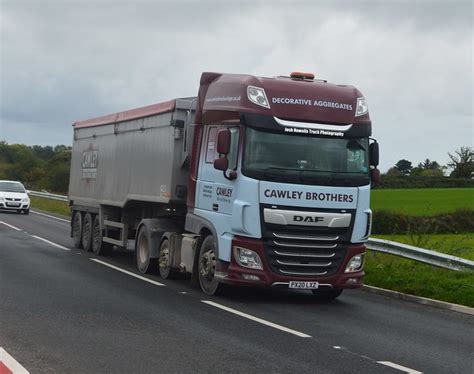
[82,213,93,252]
[198,235,222,296]
[136,225,157,274]
[24,209,30,215]
[311,288,343,300]
[158,239,172,279]
[72,211,83,249]
[91,215,112,255]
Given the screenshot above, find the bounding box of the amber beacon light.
[290,71,315,80]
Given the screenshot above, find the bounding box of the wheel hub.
[200,251,215,279]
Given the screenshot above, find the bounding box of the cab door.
[195,124,240,215]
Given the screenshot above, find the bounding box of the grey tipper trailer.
[69,98,196,267]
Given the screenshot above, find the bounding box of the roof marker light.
[290,71,315,80]
[355,97,369,117]
[247,86,270,109]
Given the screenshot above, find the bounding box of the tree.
[394,159,412,175]
[418,159,442,171]
[386,167,402,176]
[448,146,473,178]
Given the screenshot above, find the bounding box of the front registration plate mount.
[289,281,319,290]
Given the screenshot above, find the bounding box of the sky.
[0,0,472,172]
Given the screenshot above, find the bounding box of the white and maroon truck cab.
[187,72,379,297]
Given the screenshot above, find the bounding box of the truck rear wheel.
[72,211,83,249]
[198,235,222,296]
[311,288,343,300]
[136,225,157,274]
[158,239,172,279]
[82,213,93,252]
[91,215,112,255]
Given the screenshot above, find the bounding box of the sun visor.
[240,113,371,138]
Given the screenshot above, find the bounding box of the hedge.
[378,176,474,189]
[372,209,474,235]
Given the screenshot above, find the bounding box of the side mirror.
[216,129,231,155]
[369,141,379,167]
[214,157,228,171]
[370,168,381,188]
[26,190,31,194]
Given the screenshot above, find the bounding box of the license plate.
[6,203,20,207]
[289,281,319,289]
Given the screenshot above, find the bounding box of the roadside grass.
[373,234,474,261]
[364,252,474,307]
[371,188,474,216]
[30,196,70,217]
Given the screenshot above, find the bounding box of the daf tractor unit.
[68,71,380,298]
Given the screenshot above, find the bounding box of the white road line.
[0,347,29,374]
[30,210,70,223]
[377,361,423,374]
[201,300,312,338]
[30,235,71,251]
[90,259,165,287]
[0,221,22,231]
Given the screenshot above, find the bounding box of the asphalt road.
[1,210,473,374]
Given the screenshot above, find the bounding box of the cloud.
[0,0,472,171]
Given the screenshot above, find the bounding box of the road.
[1,210,473,374]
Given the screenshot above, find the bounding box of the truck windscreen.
[242,127,370,186]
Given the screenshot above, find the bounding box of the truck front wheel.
[72,211,83,249]
[136,225,157,274]
[198,235,222,296]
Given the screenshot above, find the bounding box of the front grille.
[6,198,21,201]
[264,231,347,276]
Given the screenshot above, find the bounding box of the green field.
[371,188,474,216]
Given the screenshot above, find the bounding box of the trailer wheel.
[136,225,157,274]
[311,288,343,300]
[91,215,112,255]
[158,239,172,279]
[82,213,93,252]
[72,211,83,249]
[198,235,222,296]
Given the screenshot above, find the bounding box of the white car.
[0,180,30,215]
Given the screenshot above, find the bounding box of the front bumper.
[219,236,365,289]
[0,202,30,211]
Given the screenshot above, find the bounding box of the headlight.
[23,198,30,203]
[345,253,365,273]
[355,97,368,117]
[233,246,263,270]
[0,197,4,201]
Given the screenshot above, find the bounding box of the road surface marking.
[0,221,21,231]
[201,300,312,338]
[90,259,165,286]
[30,210,70,224]
[377,361,423,374]
[0,347,29,374]
[30,235,71,251]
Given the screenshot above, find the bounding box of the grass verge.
[364,252,474,307]
[371,188,474,216]
[30,196,70,217]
